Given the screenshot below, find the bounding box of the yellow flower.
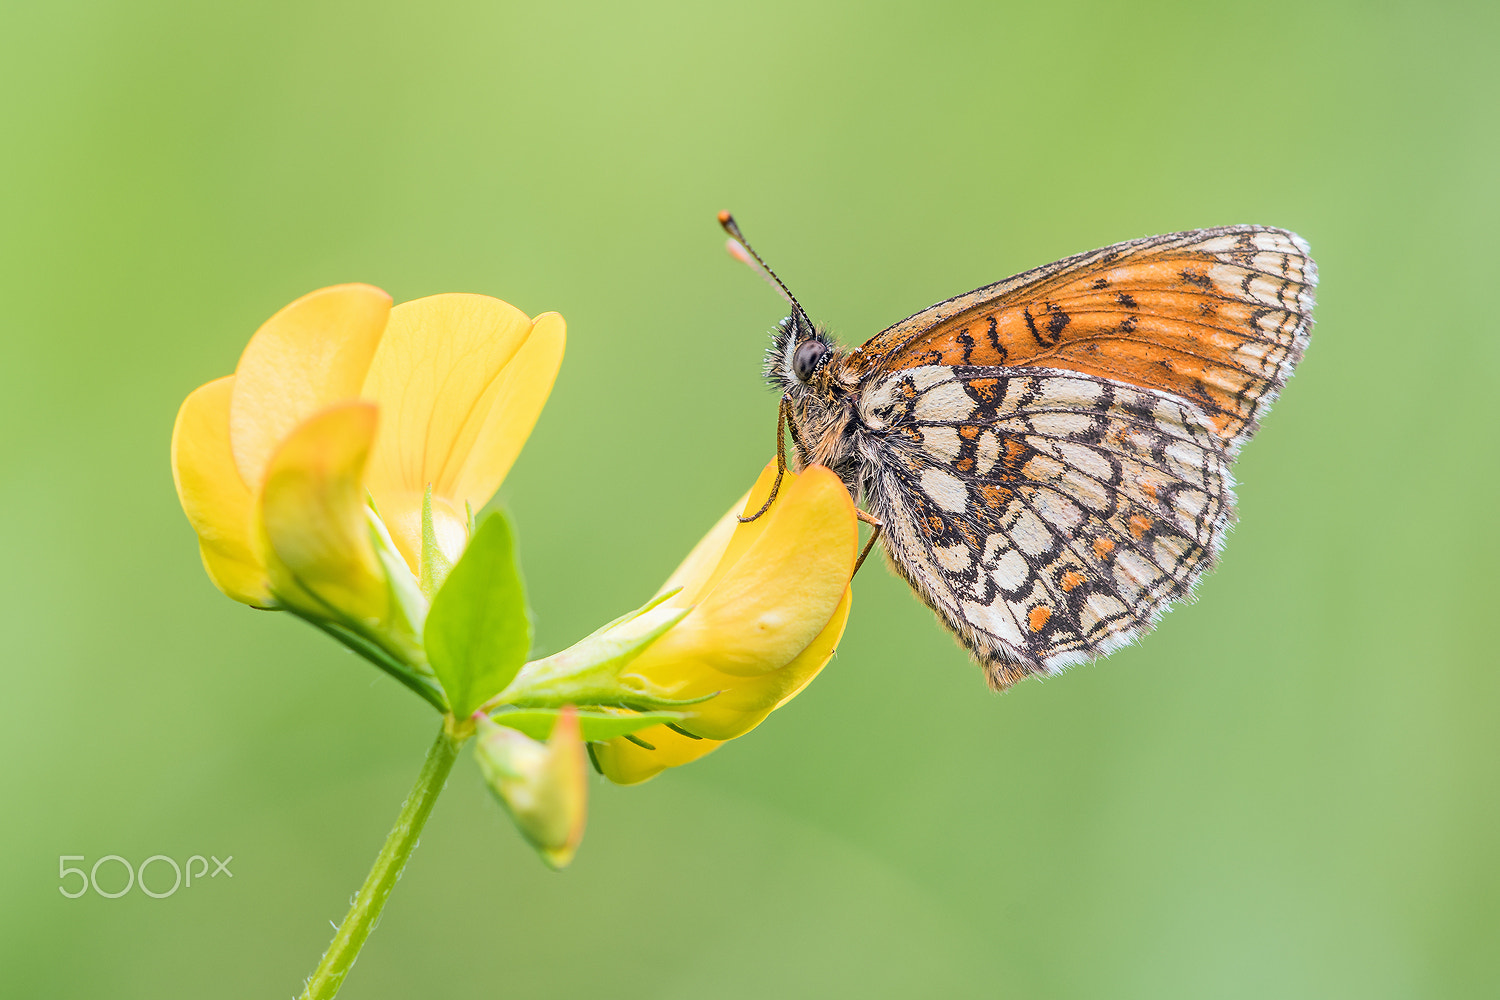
[591,461,857,784]
[170,284,564,620]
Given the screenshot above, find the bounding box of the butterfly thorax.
[787,371,863,495]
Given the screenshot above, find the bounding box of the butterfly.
[720,212,1317,690]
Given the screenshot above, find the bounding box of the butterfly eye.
[792,339,827,382]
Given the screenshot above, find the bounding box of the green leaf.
[424,511,531,718]
[488,708,683,742]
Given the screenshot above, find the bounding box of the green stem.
[298,721,468,1000]
[296,612,448,714]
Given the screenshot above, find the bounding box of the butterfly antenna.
[718,211,812,328]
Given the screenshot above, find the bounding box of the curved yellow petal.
[359,296,562,570]
[657,460,781,607]
[770,589,853,711]
[654,495,742,602]
[623,465,856,683]
[593,587,852,781]
[592,724,724,786]
[229,284,392,490]
[678,585,852,740]
[258,401,388,624]
[170,376,271,606]
[448,311,565,510]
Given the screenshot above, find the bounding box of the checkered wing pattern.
[858,364,1233,688]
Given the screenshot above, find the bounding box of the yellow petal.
[258,401,388,624]
[228,284,392,492]
[448,311,565,511]
[170,376,272,606]
[591,586,848,779]
[359,297,564,570]
[707,462,809,595]
[770,589,853,712]
[594,586,851,781]
[677,584,852,740]
[654,460,779,606]
[623,465,856,682]
[592,724,724,786]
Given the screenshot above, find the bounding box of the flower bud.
[474,708,588,869]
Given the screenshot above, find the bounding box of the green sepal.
[576,587,682,642]
[420,484,454,598]
[367,509,429,657]
[490,598,715,712]
[424,512,532,719]
[487,707,683,742]
[271,494,442,711]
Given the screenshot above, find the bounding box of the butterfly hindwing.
[858,364,1234,688]
[840,226,1316,454]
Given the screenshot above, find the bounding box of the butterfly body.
[750,223,1316,690]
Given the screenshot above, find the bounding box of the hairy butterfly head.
[764,312,835,395]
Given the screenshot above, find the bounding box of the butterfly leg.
[739,395,792,523]
[853,511,883,577]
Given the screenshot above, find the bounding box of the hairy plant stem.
[298,719,469,1000]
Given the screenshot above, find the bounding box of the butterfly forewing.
[841,226,1316,453]
[857,365,1234,687]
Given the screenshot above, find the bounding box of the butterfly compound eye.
[792,339,827,382]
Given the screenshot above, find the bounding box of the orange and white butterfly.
[721,212,1316,690]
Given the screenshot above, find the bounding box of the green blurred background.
[3,1,1497,996]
